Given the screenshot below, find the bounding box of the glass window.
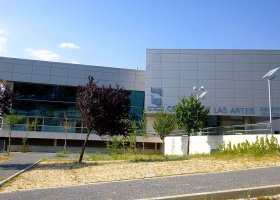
[130,91,145,121]
[12,82,145,124]
[14,82,76,102]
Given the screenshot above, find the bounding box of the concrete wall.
[0,56,145,91]
[146,49,280,117]
[164,134,280,155]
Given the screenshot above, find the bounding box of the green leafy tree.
[4,111,25,155]
[174,95,209,154]
[174,95,209,134]
[138,114,148,154]
[127,121,137,154]
[21,118,38,152]
[153,110,176,140]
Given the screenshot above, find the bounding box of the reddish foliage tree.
[0,82,15,115]
[76,76,100,162]
[76,76,132,162]
[94,85,132,136]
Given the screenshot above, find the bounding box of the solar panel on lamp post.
[0,83,5,99]
[262,67,280,134]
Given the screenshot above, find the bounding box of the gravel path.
[1,165,280,200]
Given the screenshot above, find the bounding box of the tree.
[174,95,209,154]
[93,85,132,137]
[138,114,148,154]
[76,76,132,162]
[21,118,38,152]
[76,76,100,163]
[127,121,137,153]
[4,111,25,155]
[0,81,15,116]
[61,113,73,153]
[153,110,176,140]
[174,95,209,134]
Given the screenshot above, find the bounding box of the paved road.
[0,165,280,200]
[0,152,54,183]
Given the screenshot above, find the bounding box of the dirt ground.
[0,156,10,163]
[1,156,280,193]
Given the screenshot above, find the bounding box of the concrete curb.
[138,184,280,200]
[0,159,41,187]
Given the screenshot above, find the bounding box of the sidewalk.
[0,152,54,184]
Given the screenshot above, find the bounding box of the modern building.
[145,49,280,134]
[0,56,161,152]
[0,48,280,152]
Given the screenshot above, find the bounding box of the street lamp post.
[262,67,280,134]
[193,86,208,100]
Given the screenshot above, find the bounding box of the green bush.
[56,151,70,157]
[20,144,29,153]
[106,136,122,155]
[218,136,280,156]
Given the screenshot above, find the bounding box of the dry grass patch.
[2,155,280,193]
[0,155,10,163]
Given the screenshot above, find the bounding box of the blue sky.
[0,0,280,69]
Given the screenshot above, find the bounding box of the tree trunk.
[187,134,190,155]
[8,130,11,155]
[79,130,91,163]
[142,141,144,154]
[64,131,67,153]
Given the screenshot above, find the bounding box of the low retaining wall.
[164,134,280,155]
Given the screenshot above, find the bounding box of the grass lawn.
[1,153,280,193]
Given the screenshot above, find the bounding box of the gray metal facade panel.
[0,56,144,91]
[31,74,51,84]
[32,66,51,75]
[145,49,280,117]
[0,62,13,72]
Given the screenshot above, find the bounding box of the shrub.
[218,136,280,156]
[20,144,29,153]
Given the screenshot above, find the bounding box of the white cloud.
[0,37,8,55]
[60,42,80,49]
[25,48,60,61]
[71,60,79,64]
[0,29,4,34]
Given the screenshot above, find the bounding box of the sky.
[0,0,280,69]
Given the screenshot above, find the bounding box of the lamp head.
[262,67,280,80]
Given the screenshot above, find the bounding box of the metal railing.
[1,116,88,134]
[197,123,271,135]
[0,115,272,136]
[168,123,271,136]
[0,115,145,135]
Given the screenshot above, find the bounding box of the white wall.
[164,134,280,155]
